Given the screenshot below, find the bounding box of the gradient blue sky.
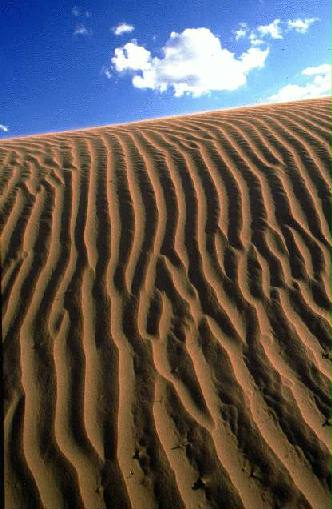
[1,0,330,138]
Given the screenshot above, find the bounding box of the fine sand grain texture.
[2,97,331,509]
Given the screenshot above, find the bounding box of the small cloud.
[110,27,269,97]
[267,63,331,103]
[112,22,135,36]
[72,6,91,17]
[257,19,283,39]
[237,16,319,47]
[101,65,112,79]
[302,63,331,76]
[249,31,264,45]
[234,22,248,41]
[0,124,9,132]
[74,24,90,36]
[287,17,319,34]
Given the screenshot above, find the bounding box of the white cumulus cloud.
[111,27,269,97]
[268,63,331,103]
[112,42,151,71]
[113,22,135,36]
[257,19,283,39]
[0,124,9,132]
[287,17,319,34]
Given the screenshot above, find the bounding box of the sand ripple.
[2,97,331,509]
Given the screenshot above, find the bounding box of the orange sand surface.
[2,97,331,509]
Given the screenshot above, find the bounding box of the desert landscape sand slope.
[2,97,331,509]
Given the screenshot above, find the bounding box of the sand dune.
[2,97,331,509]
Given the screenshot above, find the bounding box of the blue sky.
[1,0,330,138]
